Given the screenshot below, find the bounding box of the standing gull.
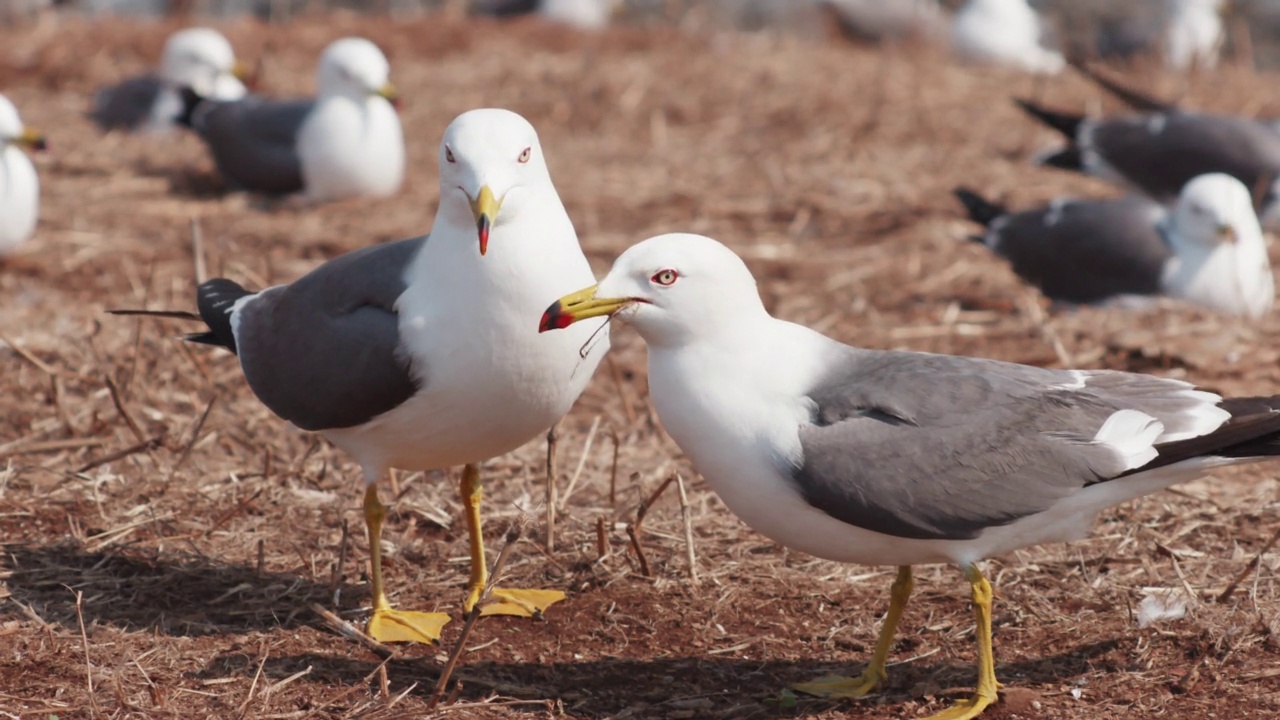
[90,27,249,133]
[114,109,609,643]
[954,174,1274,318]
[178,37,403,203]
[950,0,1064,74]
[0,94,45,256]
[541,233,1280,720]
[1014,96,1280,229]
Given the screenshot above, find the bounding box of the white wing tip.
[1094,409,1164,471]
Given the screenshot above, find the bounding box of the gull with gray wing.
[541,233,1280,720]
[954,173,1274,318]
[178,37,403,203]
[114,108,609,645]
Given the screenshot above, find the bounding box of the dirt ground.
[1,11,1279,720]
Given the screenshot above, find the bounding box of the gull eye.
[650,269,679,286]
[445,145,455,164]
[517,146,531,164]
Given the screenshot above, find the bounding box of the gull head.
[540,233,765,347]
[161,28,248,97]
[0,94,46,153]
[317,37,398,107]
[1171,173,1260,248]
[437,108,555,257]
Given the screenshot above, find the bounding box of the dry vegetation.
[1,11,1279,720]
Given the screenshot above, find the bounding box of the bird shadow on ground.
[195,640,1121,718]
[130,158,229,199]
[0,540,354,636]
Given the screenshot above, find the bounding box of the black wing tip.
[193,278,254,355]
[1013,97,1085,139]
[175,85,208,129]
[107,308,202,321]
[1069,61,1174,114]
[1038,146,1085,172]
[952,187,1006,228]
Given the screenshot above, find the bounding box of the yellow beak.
[539,284,634,332]
[18,126,46,152]
[375,82,401,109]
[469,185,502,256]
[1217,223,1237,244]
[231,59,256,84]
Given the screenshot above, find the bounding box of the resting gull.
[0,94,45,256]
[541,232,1280,720]
[950,0,1064,74]
[91,27,249,133]
[1165,0,1225,70]
[1014,96,1280,229]
[114,108,609,643]
[178,37,403,203]
[954,173,1274,317]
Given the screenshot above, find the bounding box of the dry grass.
[1,11,1279,720]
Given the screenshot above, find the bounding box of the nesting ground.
[2,12,1279,720]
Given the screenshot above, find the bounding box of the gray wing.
[985,196,1172,303]
[90,75,164,131]
[234,236,427,431]
[790,350,1216,541]
[191,96,314,195]
[1089,112,1280,200]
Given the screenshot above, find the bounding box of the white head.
[316,37,397,104]
[1170,173,1261,250]
[160,28,244,95]
[540,233,767,348]
[436,108,557,257]
[0,94,45,153]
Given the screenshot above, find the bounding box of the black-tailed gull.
[178,37,403,203]
[1014,96,1280,229]
[954,173,1274,317]
[114,108,609,644]
[541,232,1280,720]
[0,93,45,256]
[1165,0,1224,70]
[951,0,1064,74]
[90,27,249,134]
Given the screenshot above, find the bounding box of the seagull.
[0,93,45,256]
[1165,0,1225,70]
[954,174,1274,318]
[471,0,619,29]
[820,0,946,44]
[112,108,609,644]
[90,27,250,134]
[951,0,1065,75]
[177,37,403,203]
[1014,96,1280,229]
[540,232,1280,720]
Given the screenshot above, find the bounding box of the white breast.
[0,145,38,254]
[298,97,404,202]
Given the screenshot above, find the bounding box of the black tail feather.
[1037,146,1085,172]
[192,278,252,354]
[175,85,207,129]
[1013,98,1085,140]
[1069,60,1175,114]
[1129,396,1280,476]
[952,188,1007,230]
[108,309,202,322]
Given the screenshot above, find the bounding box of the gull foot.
[793,669,886,699]
[366,607,451,644]
[478,587,567,618]
[919,690,997,720]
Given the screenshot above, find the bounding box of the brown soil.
[1,12,1278,720]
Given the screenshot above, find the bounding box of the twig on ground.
[0,333,59,376]
[105,376,146,443]
[675,472,699,586]
[545,424,559,553]
[608,426,620,508]
[310,603,396,659]
[606,354,637,426]
[627,474,676,578]
[559,415,601,511]
[69,588,98,719]
[172,395,217,472]
[76,435,163,473]
[190,217,208,284]
[1218,525,1280,603]
[331,519,351,604]
[428,523,525,710]
[596,516,609,560]
[236,649,268,720]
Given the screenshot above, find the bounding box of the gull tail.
[1013,98,1084,140]
[952,188,1007,231]
[175,86,208,129]
[1069,61,1174,114]
[1035,145,1085,172]
[108,278,253,355]
[1130,395,1280,475]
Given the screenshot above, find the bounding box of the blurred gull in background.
[955,174,1274,318]
[177,37,404,203]
[1165,0,1225,69]
[951,0,1065,74]
[90,27,250,133]
[0,94,45,257]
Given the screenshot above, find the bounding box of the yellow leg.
[460,463,566,617]
[919,564,1000,720]
[794,565,914,698]
[363,484,451,643]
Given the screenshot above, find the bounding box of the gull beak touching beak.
[18,127,47,152]
[375,82,402,110]
[539,285,635,332]
[1217,223,1237,244]
[468,185,502,256]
